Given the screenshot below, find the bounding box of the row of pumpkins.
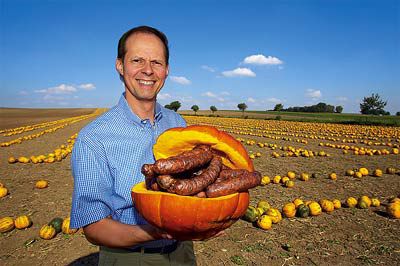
[244,195,400,230]
[0,180,49,199]
[0,216,79,239]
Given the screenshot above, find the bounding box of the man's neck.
[125,93,156,122]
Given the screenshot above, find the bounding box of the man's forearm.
[83,217,169,248]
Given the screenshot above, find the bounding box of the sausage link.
[205,171,262,198]
[157,175,176,190]
[215,169,250,184]
[170,156,222,195]
[141,164,156,178]
[153,145,213,174]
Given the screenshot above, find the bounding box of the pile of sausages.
[141,145,261,198]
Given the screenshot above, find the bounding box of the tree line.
[163,93,399,116]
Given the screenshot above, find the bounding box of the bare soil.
[0,109,399,266]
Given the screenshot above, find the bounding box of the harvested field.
[0,109,399,265]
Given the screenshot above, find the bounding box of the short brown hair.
[117,25,169,65]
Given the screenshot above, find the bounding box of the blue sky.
[1,0,399,114]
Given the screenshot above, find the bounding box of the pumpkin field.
[0,108,399,266]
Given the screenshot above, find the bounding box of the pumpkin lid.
[153,125,254,171]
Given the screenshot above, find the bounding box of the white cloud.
[35,84,77,94]
[222,67,256,77]
[201,65,216,72]
[170,76,191,85]
[243,54,283,65]
[18,90,28,95]
[43,94,66,101]
[306,89,322,100]
[202,91,226,102]
[158,93,172,100]
[220,91,230,96]
[267,97,283,104]
[78,83,96,90]
[247,97,256,103]
[337,96,348,101]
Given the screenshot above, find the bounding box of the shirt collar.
[118,93,163,125]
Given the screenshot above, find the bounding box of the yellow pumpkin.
[273,175,281,184]
[371,198,380,207]
[261,175,270,185]
[285,180,295,188]
[359,167,369,176]
[329,173,337,180]
[281,176,290,184]
[354,172,363,178]
[35,180,48,189]
[257,215,272,230]
[293,198,304,208]
[320,199,334,213]
[0,217,15,233]
[39,224,56,240]
[287,171,296,179]
[332,199,342,209]
[386,167,397,174]
[346,197,358,208]
[61,217,78,234]
[359,196,372,207]
[386,202,400,219]
[345,169,355,176]
[308,201,322,216]
[8,157,17,164]
[132,125,254,240]
[0,187,8,198]
[266,208,282,224]
[282,203,296,218]
[14,215,32,229]
[299,173,309,181]
[373,169,383,177]
[257,200,271,213]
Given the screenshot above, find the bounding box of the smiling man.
[70,26,196,265]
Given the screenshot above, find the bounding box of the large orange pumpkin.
[131,125,254,240]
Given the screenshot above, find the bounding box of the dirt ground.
[0,109,399,266]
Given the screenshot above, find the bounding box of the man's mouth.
[137,79,155,86]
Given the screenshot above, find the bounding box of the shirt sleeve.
[70,137,113,229]
[176,113,187,127]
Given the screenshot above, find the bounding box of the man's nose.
[141,61,154,75]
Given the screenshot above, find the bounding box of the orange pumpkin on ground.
[35,180,48,189]
[387,202,400,219]
[132,125,254,240]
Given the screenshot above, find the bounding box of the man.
[70,26,196,265]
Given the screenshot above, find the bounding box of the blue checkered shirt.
[70,93,186,248]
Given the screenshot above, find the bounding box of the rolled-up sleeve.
[70,137,113,229]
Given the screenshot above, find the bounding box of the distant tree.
[210,105,217,115]
[360,93,387,115]
[273,103,283,111]
[335,106,343,113]
[237,103,248,117]
[165,101,181,112]
[191,105,199,115]
[396,111,400,116]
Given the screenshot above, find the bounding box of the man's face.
[116,33,169,102]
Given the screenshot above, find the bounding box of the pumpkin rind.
[62,217,78,234]
[49,217,63,233]
[39,224,56,240]
[152,125,254,171]
[131,182,249,240]
[14,215,32,229]
[0,217,15,233]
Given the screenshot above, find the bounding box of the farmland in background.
[0,108,399,265]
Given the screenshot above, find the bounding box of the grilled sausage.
[205,171,262,198]
[170,156,222,195]
[153,145,213,174]
[214,169,250,184]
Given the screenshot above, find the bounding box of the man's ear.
[166,65,169,77]
[116,59,124,76]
